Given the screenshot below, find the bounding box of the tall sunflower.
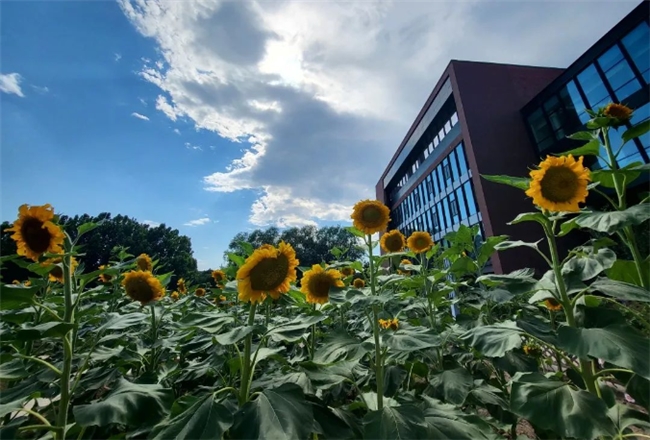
[195,287,206,297]
[353,278,365,288]
[42,257,78,283]
[122,270,164,305]
[171,291,180,301]
[300,264,344,304]
[98,265,112,283]
[136,253,153,271]
[237,241,299,303]
[212,269,226,283]
[177,278,187,295]
[341,267,355,277]
[351,200,390,235]
[398,259,412,275]
[544,298,563,311]
[5,204,65,261]
[407,231,434,253]
[602,103,633,126]
[380,229,406,253]
[525,155,590,212]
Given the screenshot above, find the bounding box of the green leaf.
[346,226,365,238]
[231,383,313,440]
[77,221,101,238]
[481,174,530,190]
[98,312,148,332]
[227,252,245,267]
[300,360,359,390]
[150,393,233,440]
[422,397,495,440]
[626,374,649,411]
[622,119,650,144]
[179,312,233,334]
[508,212,547,226]
[266,313,327,343]
[494,240,542,252]
[314,331,367,364]
[558,139,601,157]
[561,247,616,281]
[574,204,650,234]
[363,405,429,440]
[477,268,537,295]
[607,403,650,435]
[428,368,474,405]
[606,259,646,286]
[14,322,75,341]
[510,372,616,439]
[591,168,642,189]
[383,365,407,397]
[214,325,256,345]
[73,378,173,427]
[311,399,356,440]
[586,117,611,129]
[567,131,596,141]
[0,360,30,380]
[382,327,440,353]
[0,285,38,310]
[470,384,509,410]
[557,325,650,379]
[461,321,522,357]
[589,278,650,302]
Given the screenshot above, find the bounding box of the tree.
[223,225,364,269]
[1,213,199,284]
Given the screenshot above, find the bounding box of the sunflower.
[122,270,164,305]
[407,231,434,254]
[195,287,206,297]
[136,253,153,272]
[397,259,412,275]
[525,155,591,213]
[379,318,399,330]
[177,278,187,294]
[237,241,299,303]
[350,200,390,235]
[12,280,20,285]
[219,295,227,302]
[42,257,78,283]
[212,269,226,287]
[98,264,112,283]
[603,102,633,126]
[380,229,406,253]
[523,343,541,357]
[5,204,65,261]
[171,291,179,301]
[544,298,563,311]
[341,267,355,277]
[300,264,344,304]
[353,278,365,288]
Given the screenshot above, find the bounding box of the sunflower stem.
[310,304,316,360]
[543,220,599,397]
[239,301,258,407]
[149,304,158,374]
[55,236,75,440]
[367,234,384,411]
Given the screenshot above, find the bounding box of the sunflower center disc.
[21,217,53,253]
[250,254,289,291]
[308,273,332,298]
[361,207,381,223]
[540,166,579,203]
[386,236,403,251]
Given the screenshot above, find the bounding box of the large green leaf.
[98,312,148,332]
[73,378,173,427]
[481,174,530,191]
[266,313,327,343]
[179,312,233,334]
[0,379,42,417]
[606,259,647,286]
[150,393,233,440]
[557,325,650,379]
[231,383,313,440]
[383,365,407,398]
[494,240,542,252]
[558,138,600,157]
[510,372,616,439]
[428,367,474,405]
[508,212,547,226]
[0,285,40,311]
[573,203,650,234]
[461,321,522,357]
[422,397,495,440]
[622,119,650,144]
[476,268,537,295]
[589,277,650,302]
[382,327,440,353]
[300,360,359,390]
[607,403,650,437]
[363,405,429,440]
[314,331,367,364]
[13,321,75,341]
[214,325,256,345]
[561,247,616,282]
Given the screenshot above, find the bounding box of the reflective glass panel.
[622,22,650,82]
[577,64,609,107]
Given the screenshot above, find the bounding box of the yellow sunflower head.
[341,267,355,277]
[219,295,227,302]
[195,287,206,297]
[42,257,78,283]
[12,280,20,285]
[523,343,541,357]
[24,280,31,286]
[177,278,187,294]
[544,298,563,312]
[237,241,299,303]
[353,278,365,288]
[379,318,399,330]
[211,269,226,283]
[5,204,65,262]
[380,229,406,253]
[602,103,633,126]
[98,264,112,283]
[397,258,412,275]
[407,231,434,254]
[136,253,153,272]
[300,264,344,305]
[171,291,180,301]
[350,200,391,235]
[525,155,591,213]
[122,270,165,305]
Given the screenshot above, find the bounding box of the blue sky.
[0,0,639,269]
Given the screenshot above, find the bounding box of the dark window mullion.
[593,60,617,104]
[618,41,647,86]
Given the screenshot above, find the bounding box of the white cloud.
[31,85,49,94]
[184,142,202,151]
[184,217,210,227]
[142,219,161,227]
[131,112,150,121]
[119,0,638,227]
[115,53,122,62]
[173,128,180,135]
[0,73,25,97]
[139,97,147,106]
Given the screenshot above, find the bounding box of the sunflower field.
[1,103,650,440]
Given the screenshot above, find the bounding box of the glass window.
[425,210,432,232]
[615,78,642,101]
[450,112,459,126]
[456,143,468,174]
[456,187,468,219]
[436,203,445,231]
[442,197,452,227]
[449,192,460,219]
[431,208,439,233]
[527,108,553,144]
[598,45,624,72]
[437,166,445,191]
[442,158,452,182]
[622,22,650,83]
[604,60,640,99]
[609,126,641,168]
[463,181,478,216]
[543,96,562,115]
[631,102,650,150]
[431,170,439,194]
[450,150,460,182]
[577,64,609,108]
